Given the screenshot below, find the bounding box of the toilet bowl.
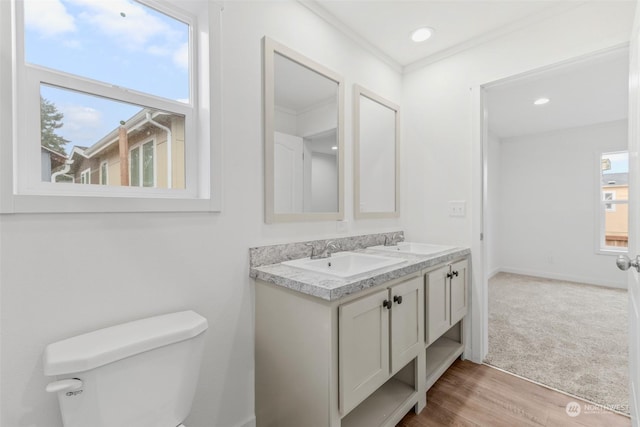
[43,311,208,427]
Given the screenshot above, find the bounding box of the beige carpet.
[484,272,629,414]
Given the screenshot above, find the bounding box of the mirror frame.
[263,37,345,223]
[353,85,400,219]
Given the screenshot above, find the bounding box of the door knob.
[616,255,640,273]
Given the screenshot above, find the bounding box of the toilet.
[43,310,208,427]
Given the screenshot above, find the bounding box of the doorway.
[479,45,630,414]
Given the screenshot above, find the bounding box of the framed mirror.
[354,85,400,219]
[263,37,344,223]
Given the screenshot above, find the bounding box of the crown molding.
[297,0,403,74]
[403,2,584,74]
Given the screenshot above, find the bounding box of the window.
[0,0,221,213]
[130,140,155,187]
[598,151,629,252]
[100,161,108,185]
[603,191,616,212]
[80,168,91,184]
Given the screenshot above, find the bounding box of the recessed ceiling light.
[534,98,550,105]
[331,146,338,150]
[411,27,434,43]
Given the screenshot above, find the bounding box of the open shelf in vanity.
[342,362,418,427]
[425,321,464,390]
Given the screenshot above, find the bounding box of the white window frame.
[80,168,91,185]
[100,161,108,186]
[129,138,157,188]
[0,0,222,213]
[596,151,628,255]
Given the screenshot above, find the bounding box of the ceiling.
[309,1,587,69]
[486,47,629,139]
[305,0,635,139]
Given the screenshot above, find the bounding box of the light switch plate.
[448,200,466,217]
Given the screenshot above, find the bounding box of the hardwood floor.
[397,360,631,427]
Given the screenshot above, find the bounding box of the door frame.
[470,42,631,364]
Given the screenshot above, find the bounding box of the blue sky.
[26,0,189,152]
[603,152,629,174]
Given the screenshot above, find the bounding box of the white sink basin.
[370,242,455,256]
[282,251,405,279]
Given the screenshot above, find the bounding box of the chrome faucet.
[309,240,340,259]
[384,232,403,246]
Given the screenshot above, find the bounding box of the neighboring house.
[602,172,628,248]
[41,145,67,182]
[49,108,185,189]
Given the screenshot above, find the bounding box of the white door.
[390,276,424,373]
[274,132,303,213]
[338,288,390,416]
[625,7,640,424]
[426,265,450,345]
[450,259,469,325]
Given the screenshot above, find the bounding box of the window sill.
[596,248,628,256]
[2,194,220,214]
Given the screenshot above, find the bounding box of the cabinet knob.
[452,270,459,277]
[446,272,453,279]
[382,300,392,310]
[393,295,403,304]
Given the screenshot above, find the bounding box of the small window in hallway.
[599,151,629,251]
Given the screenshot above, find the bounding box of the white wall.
[0,2,402,427]
[493,120,628,288]
[298,101,337,137]
[274,107,297,135]
[401,1,634,362]
[311,152,338,212]
[402,2,634,246]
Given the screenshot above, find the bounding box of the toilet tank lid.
[43,311,208,376]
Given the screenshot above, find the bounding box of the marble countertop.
[250,246,470,302]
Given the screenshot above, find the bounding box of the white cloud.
[147,45,171,57]
[172,42,188,70]
[68,0,175,50]
[63,39,82,49]
[59,105,103,145]
[25,0,76,37]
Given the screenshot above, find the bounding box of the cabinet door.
[339,288,390,415]
[390,276,424,373]
[450,259,468,325]
[426,266,450,345]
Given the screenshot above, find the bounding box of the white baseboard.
[235,416,256,427]
[493,267,627,289]
[487,268,502,280]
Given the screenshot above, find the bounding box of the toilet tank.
[43,311,208,427]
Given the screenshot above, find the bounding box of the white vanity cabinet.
[254,251,470,427]
[424,259,468,389]
[426,259,468,345]
[255,272,424,427]
[339,276,423,415]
